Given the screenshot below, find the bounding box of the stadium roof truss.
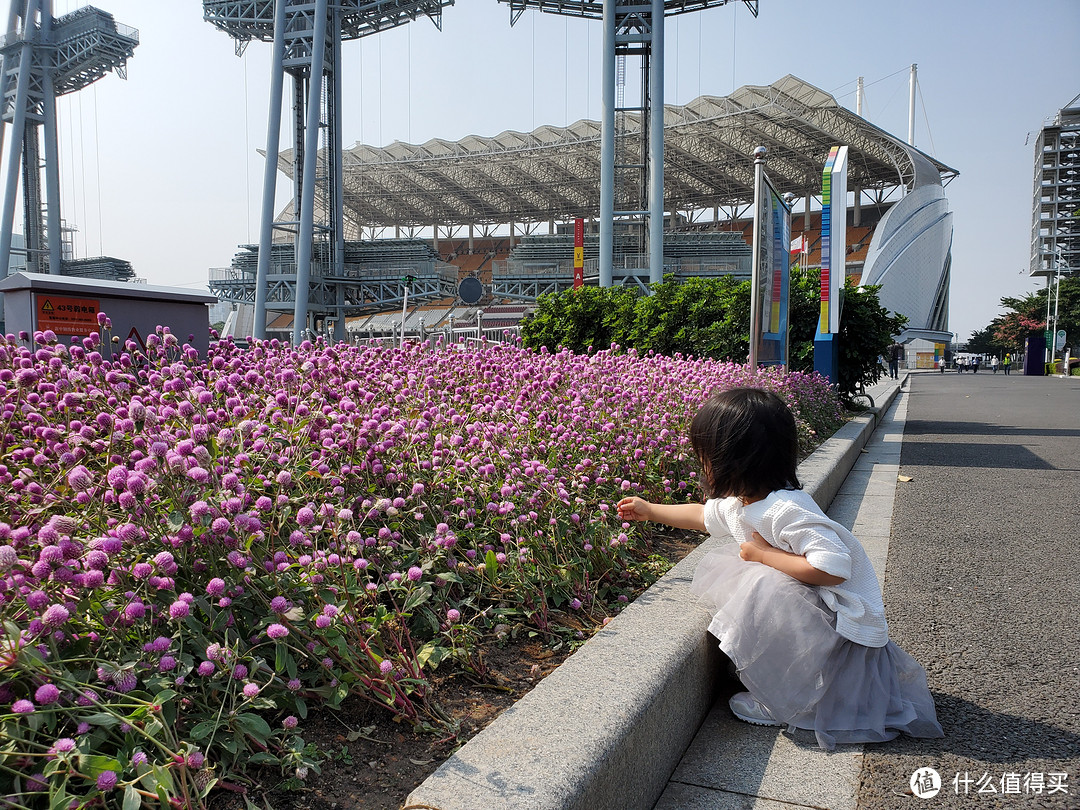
[274,75,957,230]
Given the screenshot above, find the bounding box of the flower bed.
[0,326,845,808]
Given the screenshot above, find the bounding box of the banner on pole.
[753,173,792,367]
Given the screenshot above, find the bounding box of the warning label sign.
[35,295,100,336]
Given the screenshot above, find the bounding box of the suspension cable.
[93,84,102,256]
[916,76,937,156]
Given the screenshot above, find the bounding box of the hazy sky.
[20,0,1080,340]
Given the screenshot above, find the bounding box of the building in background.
[1031,93,1079,280]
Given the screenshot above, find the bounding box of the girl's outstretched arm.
[740,531,846,586]
[616,497,706,531]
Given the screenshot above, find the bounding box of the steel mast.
[0,2,138,277]
[204,0,453,344]
[498,0,757,287]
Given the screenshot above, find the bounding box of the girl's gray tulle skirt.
[691,544,943,750]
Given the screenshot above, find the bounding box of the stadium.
[207,72,957,348]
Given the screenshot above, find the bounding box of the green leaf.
[296,697,308,720]
[402,583,431,612]
[153,688,177,705]
[151,763,176,794]
[50,789,73,810]
[78,754,122,779]
[233,712,272,740]
[189,720,217,740]
[485,549,499,573]
[246,752,279,765]
[167,511,185,532]
[123,783,142,810]
[416,641,451,670]
[275,642,287,673]
[329,682,349,708]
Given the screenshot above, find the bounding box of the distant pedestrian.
[972,356,980,373]
[617,388,943,750]
[957,357,964,373]
[991,356,999,374]
[888,341,903,380]
[1003,354,1011,375]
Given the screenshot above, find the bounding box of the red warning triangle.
[126,326,146,351]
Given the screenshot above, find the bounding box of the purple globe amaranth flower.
[34,683,61,704]
[131,751,148,767]
[407,566,423,581]
[159,656,177,672]
[96,770,118,791]
[270,596,288,613]
[296,507,315,528]
[282,715,298,729]
[379,660,393,675]
[41,604,70,627]
[186,751,205,770]
[267,623,289,639]
[205,578,225,596]
[446,608,461,624]
[197,661,215,677]
[66,465,94,490]
[168,600,190,620]
[50,737,77,755]
[242,682,259,698]
[287,678,301,690]
[111,673,137,693]
[11,699,34,714]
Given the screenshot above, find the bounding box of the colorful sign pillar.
[814,145,848,384]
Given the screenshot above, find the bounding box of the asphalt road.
[856,372,1080,809]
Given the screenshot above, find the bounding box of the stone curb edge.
[404,382,901,810]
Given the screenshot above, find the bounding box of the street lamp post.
[1049,249,1069,370]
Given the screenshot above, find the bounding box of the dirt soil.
[217,532,701,810]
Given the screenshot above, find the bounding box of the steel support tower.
[204,0,452,343]
[498,0,756,286]
[0,2,138,277]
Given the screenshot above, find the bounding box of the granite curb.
[404,381,901,810]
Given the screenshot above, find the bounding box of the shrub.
[521,271,906,403]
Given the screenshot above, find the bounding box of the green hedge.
[520,271,906,403]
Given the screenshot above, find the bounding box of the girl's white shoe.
[728,691,783,727]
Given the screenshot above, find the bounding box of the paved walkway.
[654,371,1080,809]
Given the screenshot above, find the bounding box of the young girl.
[617,387,942,750]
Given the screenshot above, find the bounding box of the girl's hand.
[616,497,652,522]
[739,530,772,563]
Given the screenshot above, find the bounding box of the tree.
[831,280,907,400]
[988,275,1079,353]
[966,326,1006,356]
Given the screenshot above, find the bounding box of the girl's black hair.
[689,387,800,500]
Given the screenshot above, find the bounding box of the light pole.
[1049,248,1069,369]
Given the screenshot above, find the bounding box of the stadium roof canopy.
[274,75,958,229]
